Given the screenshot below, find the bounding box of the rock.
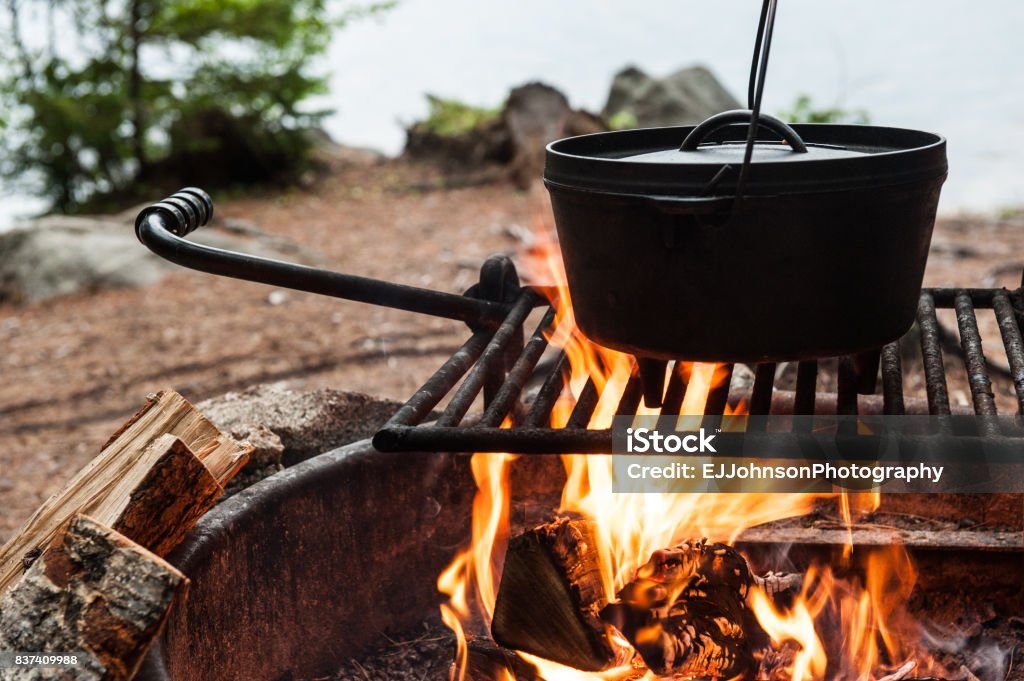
[197,383,404,469]
[0,216,166,305]
[602,65,740,129]
[504,82,606,189]
[0,212,319,306]
[220,423,286,496]
[403,82,607,189]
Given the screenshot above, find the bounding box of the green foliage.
[0,0,392,211]
[413,95,500,137]
[779,94,870,125]
[607,110,638,130]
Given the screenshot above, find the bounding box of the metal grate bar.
[917,291,952,415]
[567,378,601,428]
[615,365,645,417]
[749,363,776,416]
[930,288,1006,307]
[376,285,1024,454]
[436,291,540,427]
[381,329,493,429]
[479,308,557,427]
[637,359,668,409]
[793,360,818,416]
[378,425,614,454]
[705,364,734,416]
[660,362,691,417]
[837,355,859,416]
[880,340,905,415]
[992,290,1024,414]
[523,352,568,428]
[954,290,997,416]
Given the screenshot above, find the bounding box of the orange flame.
[750,543,922,681]
[437,207,934,681]
[438,450,517,681]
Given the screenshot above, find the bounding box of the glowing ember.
[436,210,953,681]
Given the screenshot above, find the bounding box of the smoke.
[919,620,1011,681]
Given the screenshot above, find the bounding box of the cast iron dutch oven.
[544,109,947,362]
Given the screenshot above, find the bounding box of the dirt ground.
[2,159,1023,543]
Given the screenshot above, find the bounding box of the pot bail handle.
[679,109,808,153]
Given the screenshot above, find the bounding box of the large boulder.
[503,82,605,189]
[403,82,606,189]
[603,65,740,129]
[0,212,318,306]
[0,215,166,305]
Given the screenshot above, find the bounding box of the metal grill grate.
[373,286,1024,454]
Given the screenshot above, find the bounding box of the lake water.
[3,0,1022,227]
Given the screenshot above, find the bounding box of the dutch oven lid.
[545,110,947,198]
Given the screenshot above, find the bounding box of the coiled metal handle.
[133,187,522,327]
[134,187,214,239]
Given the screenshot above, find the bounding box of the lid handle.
[679,109,808,153]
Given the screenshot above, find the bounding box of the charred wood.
[601,540,767,678]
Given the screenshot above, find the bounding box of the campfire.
[435,217,1010,681]
[117,169,1024,681]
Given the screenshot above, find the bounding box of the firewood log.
[107,433,224,556]
[493,520,804,676]
[601,539,768,678]
[0,390,250,595]
[491,518,616,671]
[0,515,188,681]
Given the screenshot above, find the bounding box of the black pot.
[544,110,947,362]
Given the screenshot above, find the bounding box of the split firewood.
[0,514,188,681]
[106,433,224,555]
[0,390,250,595]
[491,518,617,671]
[601,540,768,678]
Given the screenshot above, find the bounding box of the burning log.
[463,637,542,681]
[601,540,768,678]
[491,518,616,671]
[0,514,188,681]
[493,521,804,677]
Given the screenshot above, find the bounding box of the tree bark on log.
[108,433,223,556]
[0,390,250,595]
[0,515,188,681]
